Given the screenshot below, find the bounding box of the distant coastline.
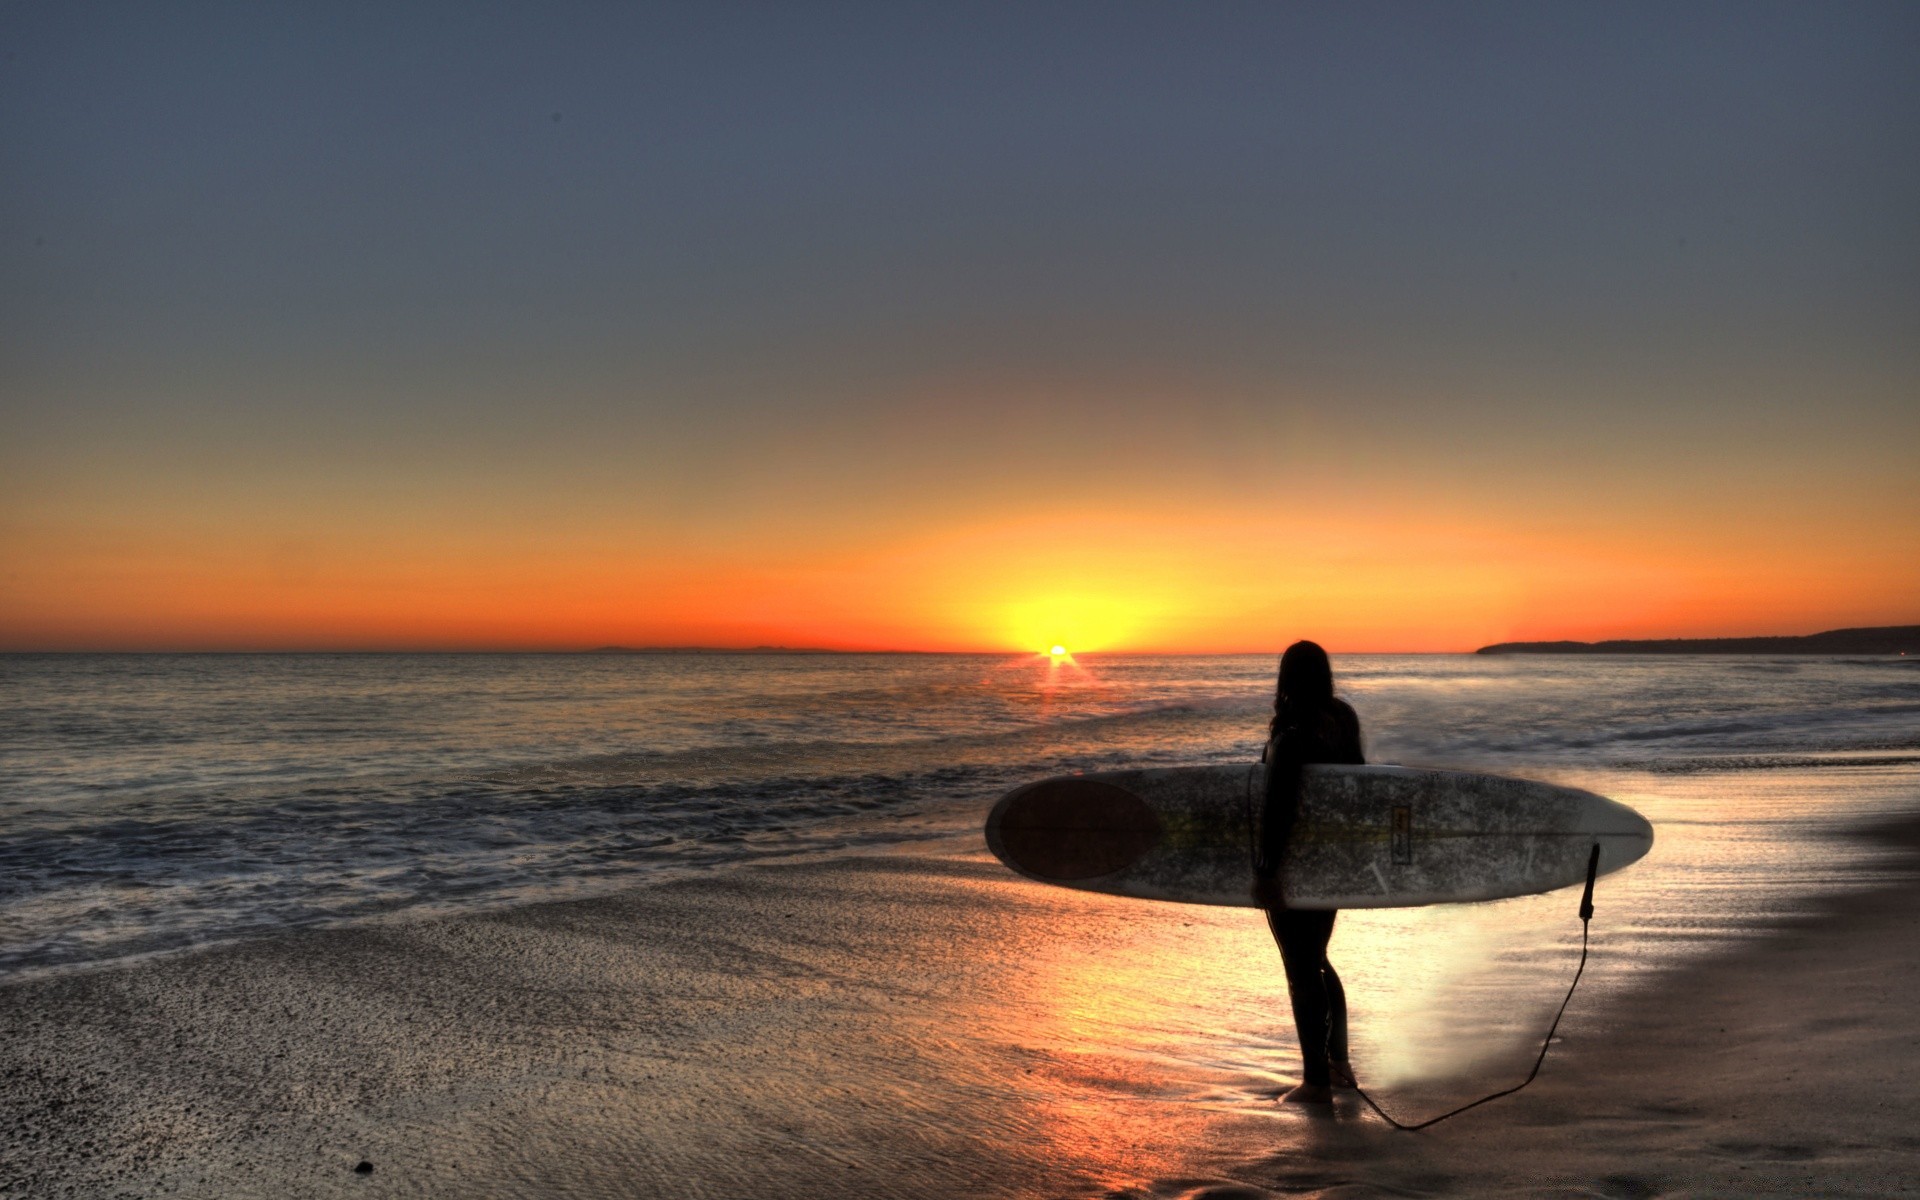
[1476,625,1917,656]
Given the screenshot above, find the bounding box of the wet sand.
[4,818,1918,1199]
[1203,815,1920,1199]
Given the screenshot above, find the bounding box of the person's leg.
[1323,953,1352,1086]
[1267,908,1338,1097]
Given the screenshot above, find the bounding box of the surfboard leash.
[1345,843,1601,1131]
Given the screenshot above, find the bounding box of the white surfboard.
[985,764,1653,909]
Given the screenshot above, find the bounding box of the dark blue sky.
[9,4,1915,384]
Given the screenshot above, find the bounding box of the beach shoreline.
[1178,810,1920,1199]
[4,807,1918,1199]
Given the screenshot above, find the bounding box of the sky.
[2,2,1916,652]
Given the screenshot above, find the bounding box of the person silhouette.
[1252,640,1364,1105]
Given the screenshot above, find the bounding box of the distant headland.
[1476,625,1917,656]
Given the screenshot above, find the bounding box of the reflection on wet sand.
[968,881,1281,1190]
[967,755,1920,1186]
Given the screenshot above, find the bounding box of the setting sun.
[1049,645,1067,657]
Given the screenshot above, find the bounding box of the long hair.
[1269,639,1335,739]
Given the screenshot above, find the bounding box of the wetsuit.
[1257,699,1364,1089]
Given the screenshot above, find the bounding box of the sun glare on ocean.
[1037,644,1087,687]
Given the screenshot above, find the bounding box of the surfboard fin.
[1579,842,1600,921]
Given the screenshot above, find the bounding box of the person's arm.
[1334,699,1366,765]
[1254,726,1305,903]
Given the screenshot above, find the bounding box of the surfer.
[1254,640,1364,1105]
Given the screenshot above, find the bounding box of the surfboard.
[984,764,1653,909]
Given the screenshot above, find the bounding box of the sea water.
[3,652,1917,1008]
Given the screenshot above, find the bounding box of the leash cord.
[1348,911,1591,1130]
[1248,760,1604,1131]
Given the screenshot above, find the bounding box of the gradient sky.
[3,2,1916,651]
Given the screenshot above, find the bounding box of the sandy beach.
[4,808,1918,1200]
[1213,814,1920,1199]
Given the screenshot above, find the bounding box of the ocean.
[4,651,1918,1043]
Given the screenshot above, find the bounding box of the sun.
[1000,590,1147,656]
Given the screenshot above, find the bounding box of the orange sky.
[4,419,1913,651]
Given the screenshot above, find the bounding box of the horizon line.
[1,646,1464,656]
[4,624,1910,657]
